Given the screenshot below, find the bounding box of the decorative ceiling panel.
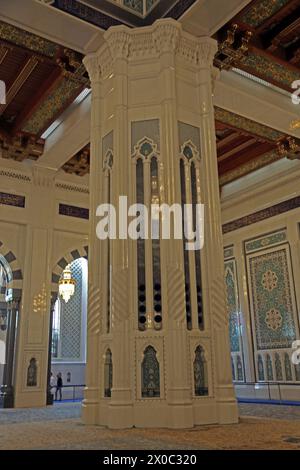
[215,0,300,92]
[0,20,89,161]
[48,0,197,28]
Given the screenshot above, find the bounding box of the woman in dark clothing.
[55,372,63,401]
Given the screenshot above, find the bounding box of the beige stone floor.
[1,403,300,450]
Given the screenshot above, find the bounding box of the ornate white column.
[81,57,103,424]
[196,43,238,423]
[14,166,56,408]
[84,18,238,428]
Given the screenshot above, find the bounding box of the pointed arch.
[51,245,88,299]
[0,240,23,300]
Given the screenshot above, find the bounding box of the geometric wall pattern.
[225,259,240,353]
[60,258,83,360]
[245,230,287,254]
[247,246,297,351]
[224,256,244,382]
[239,230,300,384]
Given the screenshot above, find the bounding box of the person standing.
[55,372,63,401]
[50,372,56,390]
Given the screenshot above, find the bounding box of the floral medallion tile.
[247,246,297,350]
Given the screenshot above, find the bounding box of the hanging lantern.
[59,265,76,303]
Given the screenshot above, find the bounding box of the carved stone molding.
[87,284,101,335]
[32,166,56,188]
[0,169,31,182]
[83,19,218,82]
[55,182,89,194]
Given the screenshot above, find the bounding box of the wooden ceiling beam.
[218,137,257,162]
[0,43,10,66]
[11,66,63,136]
[217,131,239,150]
[0,56,39,116]
[253,0,300,35]
[290,46,300,65]
[266,16,300,54]
[219,141,275,174]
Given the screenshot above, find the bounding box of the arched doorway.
[0,250,22,408]
[48,257,88,403]
[0,259,9,389]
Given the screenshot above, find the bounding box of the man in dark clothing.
[55,372,63,401]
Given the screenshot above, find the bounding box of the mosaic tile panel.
[0,192,25,208]
[237,355,244,381]
[60,259,83,360]
[231,357,235,380]
[124,0,143,15]
[225,259,240,353]
[285,353,293,381]
[258,354,265,380]
[224,246,234,259]
[59,204,89,220]
[247,246,297,350]
[275,353,283,381]
[223,196,300,234]
[241,0,290,28]
[266,354,273,380]
[245,230,287,254]
[53,0,123,29]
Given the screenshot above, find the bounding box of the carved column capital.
[197,37,218,68]
[32,165,56,188]
[104,27,131,60]
[153,19,181,55]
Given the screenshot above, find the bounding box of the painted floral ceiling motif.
[240,0,291,28]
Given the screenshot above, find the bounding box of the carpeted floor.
[1,402,300,450]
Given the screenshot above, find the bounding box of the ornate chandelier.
[59,265,76,303]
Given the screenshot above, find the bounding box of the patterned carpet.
[1,402,300,450]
